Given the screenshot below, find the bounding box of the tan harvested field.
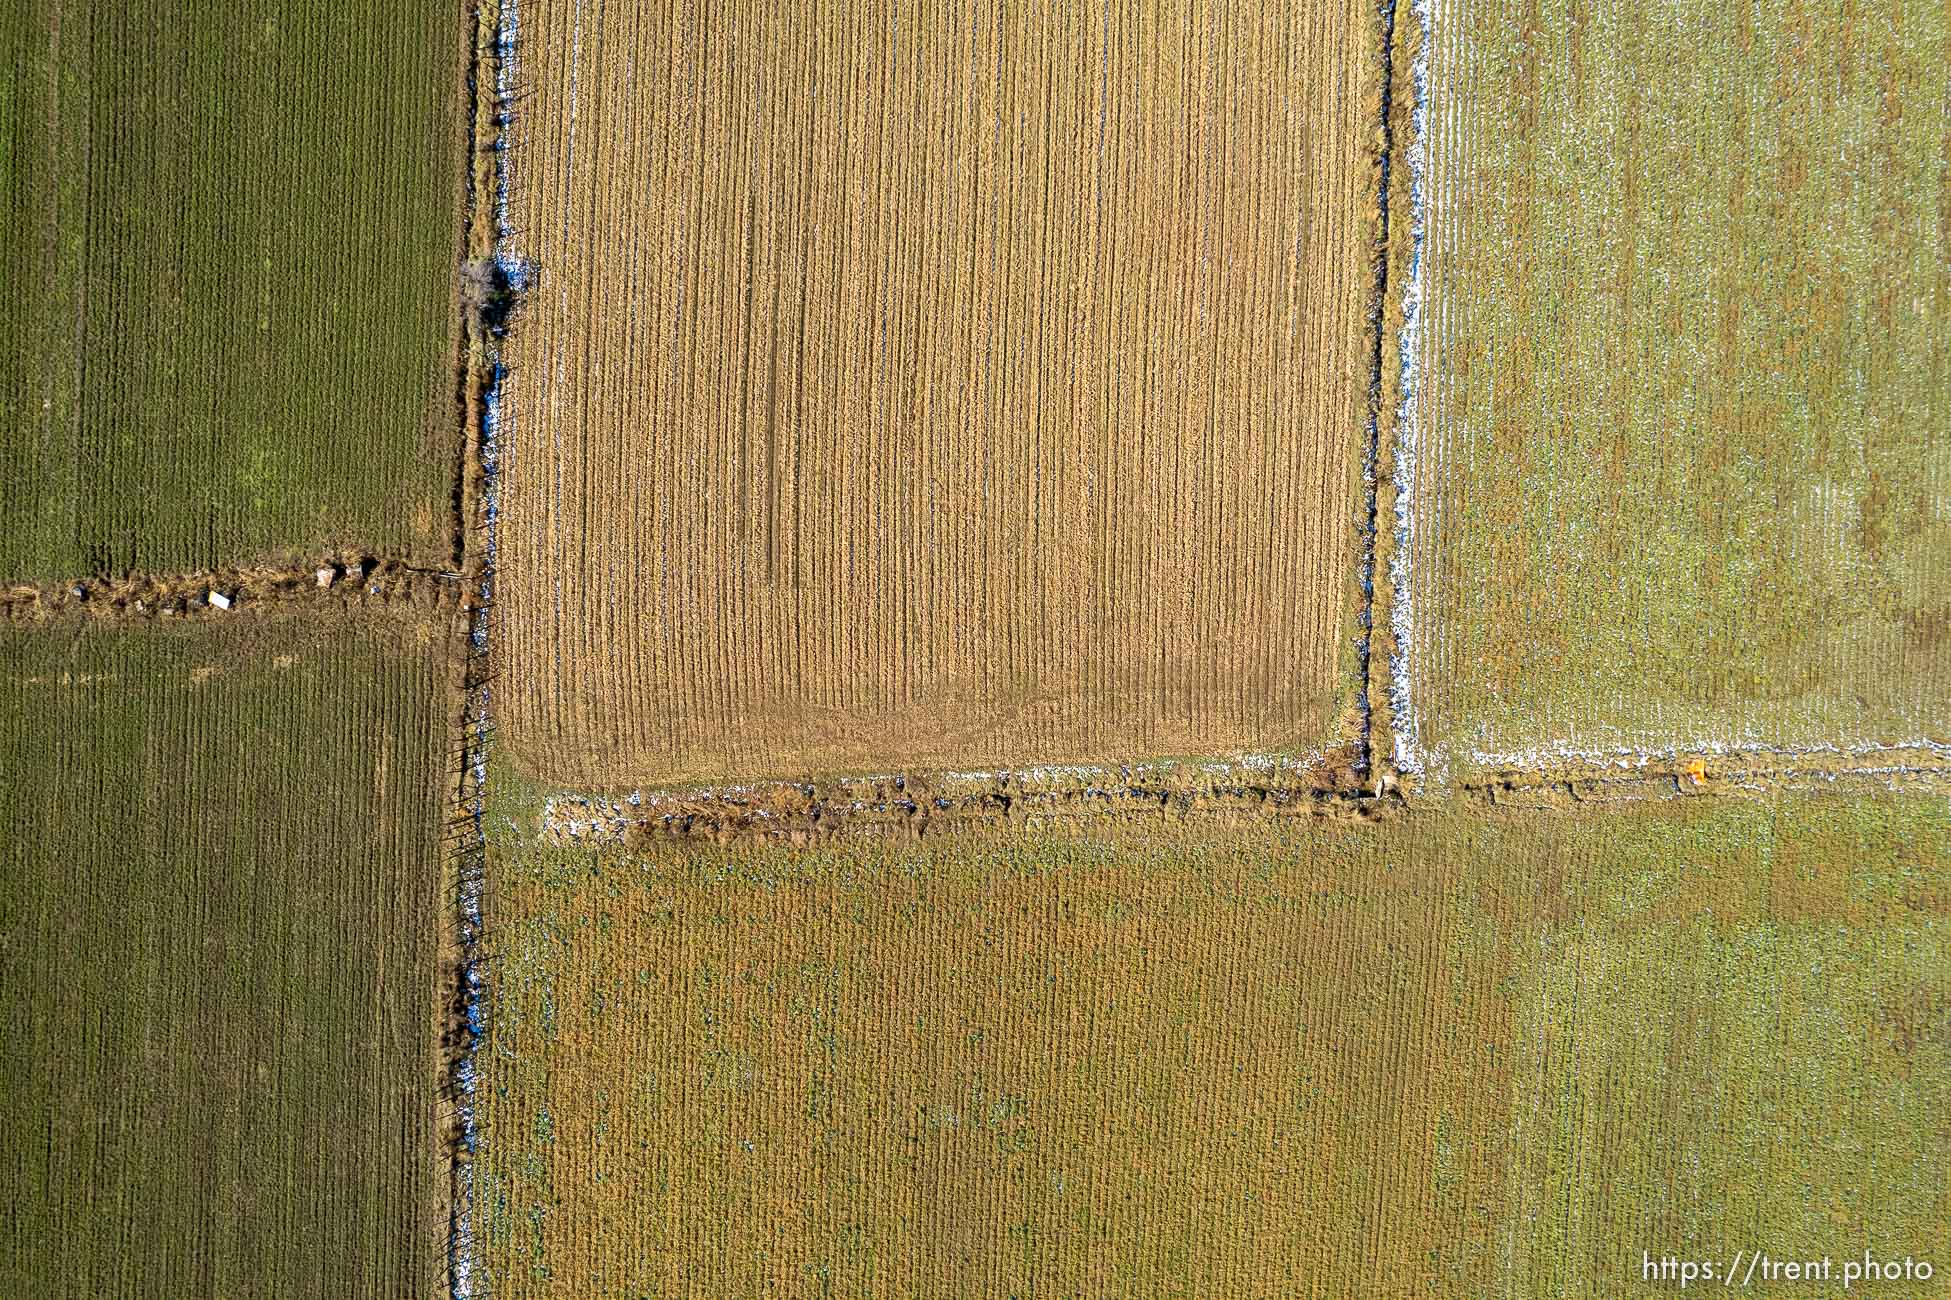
[500,0,1377,788]
[476,789,1951,1296]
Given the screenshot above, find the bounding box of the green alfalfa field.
[0,613,451,1298]
[1389,0,1951,781]
[0,2,466,581]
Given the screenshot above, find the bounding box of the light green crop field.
[0,617,447,1298]
[475,790,1949,1297]
[0,3,464,581]
[1396,0,1951,778]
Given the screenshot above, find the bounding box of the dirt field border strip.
[1468,762,1951,812]
[538,750,1383,847]
[1355,0,1400,787]
[0,556,475,624]
[440,3,489,1299]
[1467,739,1951,792]
[1382,0,1433,783]
[446,0,523,1294]
[527,743,1951,849]
[443,607,493,1300]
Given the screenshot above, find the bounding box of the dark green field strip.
[1399,1,1951,776]
[0,617,444,1298]
[477,789,1949,1296]
[0,3,463,581]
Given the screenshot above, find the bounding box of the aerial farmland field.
[1391,0,1951,782]
[498,0,1380,788]
[0,2,466,581]
[0,615,449,1298]
[3,0,1950,1293]
[473,790,1950,1297]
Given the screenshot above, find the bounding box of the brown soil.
[498,0,1379,789]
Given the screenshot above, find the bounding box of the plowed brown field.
[500,0,1377,788]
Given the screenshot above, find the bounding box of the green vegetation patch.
[476,792,1950,1296]
[0,617,446,1298]
[0,3,463,580]
[1504,922,1947,1297]
[1400,1,1951,774]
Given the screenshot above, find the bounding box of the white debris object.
[316,567,334,588]
[208,591,231,610]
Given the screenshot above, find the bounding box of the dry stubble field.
[499,0,1378,788]
[1393,0,1951,781]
